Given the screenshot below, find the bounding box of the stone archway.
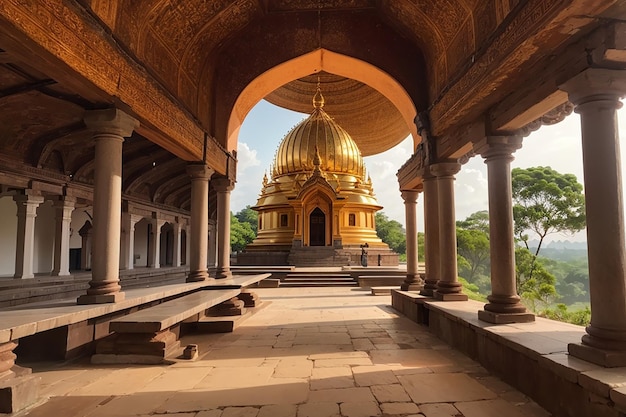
[226,49,420,154]
[309,208,326,247]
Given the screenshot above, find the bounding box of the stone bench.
[357,275,406,288]
[93,288,241,364]
[0,273,269,412]
[371,286,400,295]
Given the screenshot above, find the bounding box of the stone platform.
[20,287,550,417]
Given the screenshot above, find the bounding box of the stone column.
[13,194,44,279]
[120,213,142,270]
[213,178,235,279]
[51,196,76,276]
[421,172,440,296]
[77,108,138,304]
[431,162,467,301]
[561,68,626,366]
[172,221,182,267]
[148,218,166,269]
[474,136,534,323]
[186,163,214,282]
[401,189,423,291]
[208,222,217,268]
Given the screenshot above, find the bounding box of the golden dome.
[273,89,365,178]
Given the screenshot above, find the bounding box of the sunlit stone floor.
[22,287,551,417]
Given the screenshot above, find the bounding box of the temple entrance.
[309,208,325,246]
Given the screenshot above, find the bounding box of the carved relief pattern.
[0,0,225,170]
[430,0,567,133]
[181,0,259,84]
[268,0,376,12]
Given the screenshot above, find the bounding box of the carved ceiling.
[0,0,621,210]
[0,51,207,212]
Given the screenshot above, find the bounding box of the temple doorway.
[309,208,325,246]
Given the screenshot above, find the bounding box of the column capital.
[473,136,523,160]
[430,161,461,177]
[13,193,44,204]
[212,177,236,192]
[84,108,139,137]
[53,195,77,208]
[560,68,626,106]
[400,189,420,204]
[186,163,214,180]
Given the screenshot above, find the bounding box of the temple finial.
[313,77,324,109]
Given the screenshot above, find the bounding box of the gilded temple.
[238,87,397,266]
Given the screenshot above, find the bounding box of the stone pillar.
[148,218,166,269]
[431,162,467,301]
[208,222,217,268]
[474,136,534,323]
[401,189,423,291]
[213,178,235,279]
[120,213,142,270]
[561,68,626,366]
[77,108,138,304]
[13,194,44,279]
[78,221,92,270]
[51,196,76,276]
[172,221,182,267]
[421,172,440,296]
[186,163,213,282]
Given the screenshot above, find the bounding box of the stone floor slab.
[454,399,530,417]
[297,402,340,417]
[340,401,381,417]
[352,365,399,386]
[380,402,420,415]
[398,373,498,404]
[370,384,411,402]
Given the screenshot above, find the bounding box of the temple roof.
[273,88,365,178]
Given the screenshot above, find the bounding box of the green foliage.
[512,166,585,257]
[459,277,487,302]
[515,247,558,311]
[234,205,258,233]
[539,303,591,326]
[456,227,490,282]
[230,213,256,252]
[456,210,490,234]
[375,212,406,255]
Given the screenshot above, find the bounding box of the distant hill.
[526,240,587,250]
[523,239,588,262]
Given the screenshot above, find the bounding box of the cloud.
[231,142,264,213]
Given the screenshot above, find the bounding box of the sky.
[232,99,626,243]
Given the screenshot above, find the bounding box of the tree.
[235,205,258,233]
[375,212,406,255]
[512,167,585,282]
[515,247,557,311]
[457,210,490,234]
[230,213,256,252]
[512,166,585,256]
[456,227,490,283]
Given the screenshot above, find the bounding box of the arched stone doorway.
[309,208,326,246]
[160,223,174,267]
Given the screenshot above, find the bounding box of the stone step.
[279,281,358,287]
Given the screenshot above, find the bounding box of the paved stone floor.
[22,287,551,417]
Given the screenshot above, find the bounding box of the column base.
[478,309,535,324]
[401,283,423,292]
[433,291,468,301]
[0,367,40,414]
[568,342,626,367]
[186,270,210,282]
[215,268,232,279]
[77,292,125,305]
